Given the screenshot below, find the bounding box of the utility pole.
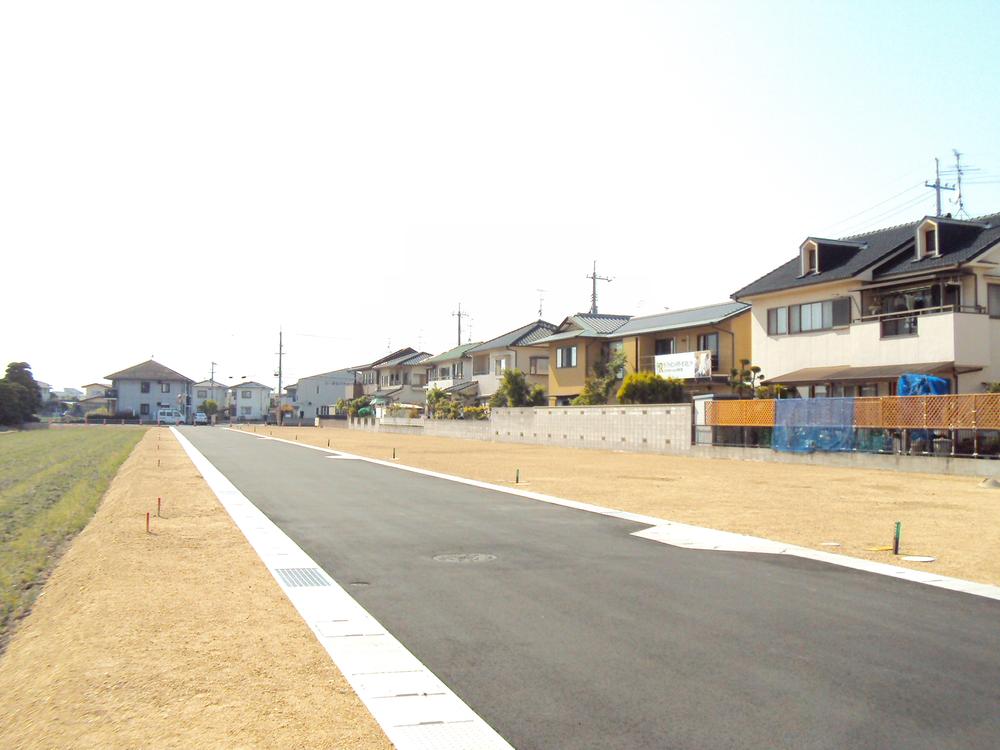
[275,329,285,425]
[452,303,470,346]
[536,288,546,319]
[925,157,955,217]
[952,149,968,218]
[586,261,613,315]
[209,361,216,384]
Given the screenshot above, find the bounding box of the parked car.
[193,412,209,426]
[156,409,185,425]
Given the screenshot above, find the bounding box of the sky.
[3,1,1000,392]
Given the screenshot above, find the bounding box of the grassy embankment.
[0,427,145,650]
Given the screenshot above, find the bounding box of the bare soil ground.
[246,423,1000,585]
[0,427,391,750]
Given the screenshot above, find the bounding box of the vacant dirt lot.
[0,427,390,750]
[242,423,1000,585]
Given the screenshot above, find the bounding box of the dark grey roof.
[442,380,479,395]
[467,320,556,353]
[423,343,482,365]
[734,212,1000,298]
[296,368,355,383]
[106,359,193,383]
[350,347,417,371]
[615,302,749,336]
[193,379,228,388]
[231,381,271,390]
[873,215,1000,279]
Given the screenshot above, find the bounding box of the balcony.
[862,304,985,338]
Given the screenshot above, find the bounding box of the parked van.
[156,409,185,424]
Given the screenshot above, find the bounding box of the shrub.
[489,370,546,408]
[463,406,489,420]
[616,371,684,404]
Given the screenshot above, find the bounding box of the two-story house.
[229,381,273,421]
[423,342,481,401]
[465,320,556,403]
[352,348,418,396]
[288,368,358,419]
[105,360,193,419]
[734,212,1000,396]
[192,380,229,412]
[533,313,632,405]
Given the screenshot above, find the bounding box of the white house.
[288,368,357,419]
[105,360,194,420]
[465,320,555,402]
[83,382,111,399]
[35,381,52,403]
[192,380,229,412]
[734,212,1000,396]
[229,381,273,421]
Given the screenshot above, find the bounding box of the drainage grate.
[275,567,331,587]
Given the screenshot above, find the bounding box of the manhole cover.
[433,553,497,563]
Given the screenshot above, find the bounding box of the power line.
[821,183,924,232]
[839,192,934,237]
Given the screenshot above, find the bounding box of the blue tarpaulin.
[773,397,856,453]
[897,373,950,396]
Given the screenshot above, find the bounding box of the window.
[240,406,252,416]
[197,389,207,399]
[556,345,577,368]
[473,354,490,376]
[860,384,878,397]
[766,307,788,335]
[439,367,449,379]
[160,383,170,393]
[494,357,509,376]
[654,338,675,355]
[697,333,719,369]
[609,341,625,378]
[241,390,251,399]
[989,285,1000,318]
[140,403,150,415]
[801,243,818,275]
[529,357,549,375]
[772,298,850,335]
[141,381,150,394]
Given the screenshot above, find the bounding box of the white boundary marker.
[224,426,1000,603]
[171,428,513,750]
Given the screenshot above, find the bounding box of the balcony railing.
[860,304,985,338]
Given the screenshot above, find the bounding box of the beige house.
[532,313,631,405]
[465,320,555,402]
[734,212,1000,396]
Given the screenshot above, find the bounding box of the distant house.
[229,381,273,421]
[35,381,52,403]
[465,320,556,402]
[54,387,83,401]
[352,348,418,396]
[423,342,482,403]
[105,360,194,419]
[192,380,229,412]
[82,382,111,399]
[289,368,358,419]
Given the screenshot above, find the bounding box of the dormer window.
[916,220,939,260]
[800,241,819,276]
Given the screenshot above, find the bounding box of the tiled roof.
[193,380,228,388]
[295,368,355,383]
[423,342,482,365]
[105,359,192,383]
[873,214,1000,278]
[350,347,418,371]
[733,212,1000,298]
[532,313,632,345]
[615,302,749,336]
[467,320,556,353]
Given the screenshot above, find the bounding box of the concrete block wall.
[492,405,693,453]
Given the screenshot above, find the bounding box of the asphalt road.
[180,427,1000,750]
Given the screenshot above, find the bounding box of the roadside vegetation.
[0,427,145,650]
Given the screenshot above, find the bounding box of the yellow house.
[534,303,753,405]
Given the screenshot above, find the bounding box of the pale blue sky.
[2,1,999,390]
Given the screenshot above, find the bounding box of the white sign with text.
[654,350,713,379]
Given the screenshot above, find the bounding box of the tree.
[728,359,765,398]
[3,362,41,415]
[0,381,31,426]
[489,369,546,408]
[572,349,628,406]
[616,371,684,404]
[199,400,219,416]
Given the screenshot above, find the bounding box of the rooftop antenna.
[452,303,470,346]
[925,157,955,217]
[952,149,969,219]
[536,288,546,319]
[586,261,613,314]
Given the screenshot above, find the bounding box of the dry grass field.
[0,427,390,750]
[244,423,1000,585]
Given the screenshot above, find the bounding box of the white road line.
[223,426,1000,602]
[172,427,513,750]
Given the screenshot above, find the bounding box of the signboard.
[654,350,713,379]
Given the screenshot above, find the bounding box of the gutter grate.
[275,567,331,587]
